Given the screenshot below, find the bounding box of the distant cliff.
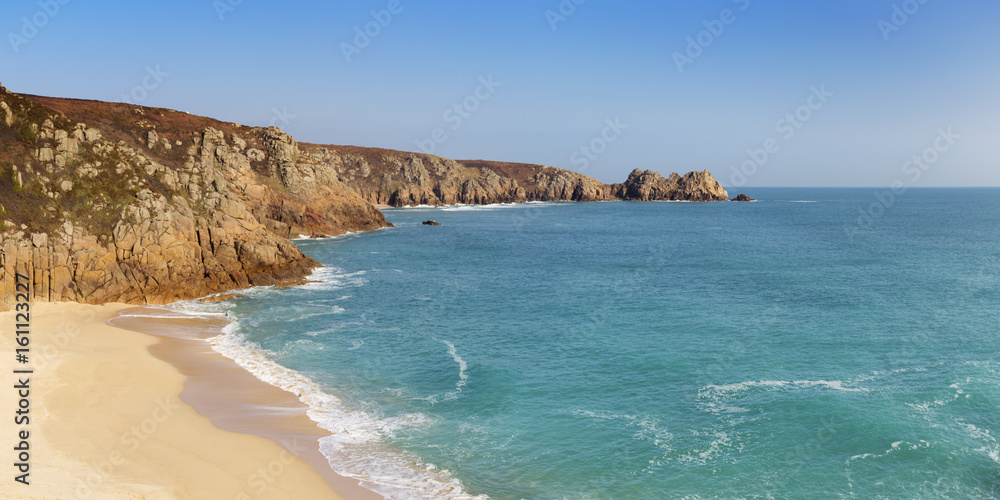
[0,85,728,309]
[315,152,729,207]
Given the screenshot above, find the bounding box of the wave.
[700,379,868,397]
[440,340,469,401]
[293,231,357,241]
[298,267,367,292]
[696,379,867,416]
[293,226,393,241]
[156,303,487,499]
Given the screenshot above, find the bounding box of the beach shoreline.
[0,302,373,499]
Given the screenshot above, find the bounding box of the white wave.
[788,200,818,203]
[571,410,674,458]
[572,409,638,421]
[676,431,732,465]
[696,379,866,416]
[289,305,348,323]
[205,324,487,500]
[293,231,359,241]
[846,440,931,464]
[294,227,393,240]
[440,340,469,401]
[700,379,868,397]
[299,266,367,291]
[956,420,1000,463]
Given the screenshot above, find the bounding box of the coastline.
[0,302,368,499]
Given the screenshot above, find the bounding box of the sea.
[168,188,1000,499]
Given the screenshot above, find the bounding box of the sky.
[1,0,998,188]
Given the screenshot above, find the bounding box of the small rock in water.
[733,194,755,202]
[422,220,442,226]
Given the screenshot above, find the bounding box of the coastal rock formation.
[0,85,732,309]
[421,220,442,226]
[612,169,729,202]
[733,194,754,202]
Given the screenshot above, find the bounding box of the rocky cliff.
[0,85,730,309]
[0,85,391,308]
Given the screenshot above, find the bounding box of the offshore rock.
[613,169,729,202]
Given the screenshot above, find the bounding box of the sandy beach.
[0,302,374,499]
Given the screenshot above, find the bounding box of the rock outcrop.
[612,169,729,202]
[733,194,754,202]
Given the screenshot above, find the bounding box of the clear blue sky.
[2,0,998,187]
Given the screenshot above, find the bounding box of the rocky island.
[0,85,732,309]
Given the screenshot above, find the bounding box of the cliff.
[0,85,729,309]
[0,85,390,308]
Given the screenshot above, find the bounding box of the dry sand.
[0,302,370,499]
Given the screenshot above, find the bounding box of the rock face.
[733,193,754,202]
[0,85,732,310]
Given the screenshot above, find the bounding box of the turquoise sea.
[180,188,1000,499]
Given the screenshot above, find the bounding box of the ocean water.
[180,188,1000,499]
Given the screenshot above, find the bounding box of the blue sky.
[2,0,998,187]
